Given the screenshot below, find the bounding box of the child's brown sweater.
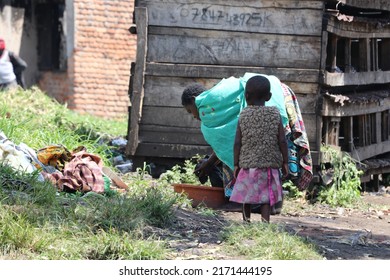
[238,106,282,169]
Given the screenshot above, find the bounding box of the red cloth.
[43,150,105,193]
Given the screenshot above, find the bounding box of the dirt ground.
[145,191,390,260]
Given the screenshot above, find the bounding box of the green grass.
[0,87,327,260]
[0,87,127,164]
[0,163,174,259]
[0,88,174,259]
[222,222,323,260]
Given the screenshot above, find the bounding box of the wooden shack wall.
[128,0,325,164]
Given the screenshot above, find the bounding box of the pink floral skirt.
[229,168,283,206]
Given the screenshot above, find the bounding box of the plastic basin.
[172,183,226,208]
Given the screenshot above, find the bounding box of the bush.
[317,145,363,207]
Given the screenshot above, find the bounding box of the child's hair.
[245,76,271,102]
[181,83,206,106]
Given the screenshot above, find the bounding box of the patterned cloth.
[229,168,283,206]
[37,145,72,171]
[43,150,105,193]
[281,84,313,190]
[222,164,234,197]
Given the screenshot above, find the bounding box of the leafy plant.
[317,145,363,207]
[282,180,304,199]
[159,156,208,185]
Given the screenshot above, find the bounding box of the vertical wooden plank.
[344,38,352,73]
[315,114,322,153]
[375,112,381,144]
[387,110,390,137]
[387,109,390,140]
[323,117,330,145]
[334,122,339,146]
[380,39,390,71]
[382,111,387,141]
[343,116,353,152]
[320,31,329,74]
[359,38,370,72]
[366,114,371,145]
[330,34,338,71]
[126,7,148,156]
[324,117,340,146]
[358,115,365,146]
[128,62,135,99]
[372,39,379,71]
[372,174,379,192]
[126,62,136,141]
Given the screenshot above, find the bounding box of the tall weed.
[317,145,363,207]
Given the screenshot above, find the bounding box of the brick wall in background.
[71,0,136,119]
[39,55,76,107]
[39,0,136,120]
[38,72,70,104]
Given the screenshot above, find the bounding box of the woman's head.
[245,76,271,105]
[181,83,206,120]
[0,38,5,56]
[0,38,5,50]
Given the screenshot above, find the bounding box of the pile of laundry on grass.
[0,130,128,194]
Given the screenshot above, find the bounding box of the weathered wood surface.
[135,142,213,158]
[376,112,382,145]
[139,125,207,145]
[136,142,320,166]
[344,38,352,73]
[294,94,319,114]
[322,96,390,117]
[140,106,200,128]
[326,16,390,38]
[300,113,318,146]
[129,0,325,161]
[136,0,324,36]
[145,63,321,84]
[382,110,390,141]
[336,0,390,11]
[126,7,148,156]
[359,38,370,72]
[138,112,318,146]
[381,39,390,71]
[343,116,354,152]
[142,76,218,108]
[141,76,319,109]
[320,31,328,72]
[139,105,318,143]
[147,28,322,69]
[323,71,390,87]
[351,140,390,161]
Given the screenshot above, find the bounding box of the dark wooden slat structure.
[127,0,390,183]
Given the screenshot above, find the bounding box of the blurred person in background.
[0,37,27,91]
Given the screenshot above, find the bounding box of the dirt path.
[146,192,390,260]
[250,194,390,260]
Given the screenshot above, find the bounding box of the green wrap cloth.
[195,73,288,170]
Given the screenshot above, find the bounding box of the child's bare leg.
[260,204,271,223]
[242,204,251,222]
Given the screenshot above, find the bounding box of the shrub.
[317,145,363,207]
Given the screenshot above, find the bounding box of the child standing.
[230,75,289,223]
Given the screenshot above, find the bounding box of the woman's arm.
[194,152,219,177]
[233,122,242,177]
[278,118,289,179]
[9,51,27,71]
